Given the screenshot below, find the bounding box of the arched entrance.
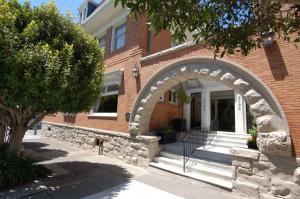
[129,57,291,157]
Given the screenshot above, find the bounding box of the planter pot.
[247,141,258,149]
[172,118,187,132]
[157,131,176,144]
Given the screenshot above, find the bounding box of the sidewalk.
[0,130,241,199]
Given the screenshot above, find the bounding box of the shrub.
[0,144,52,188]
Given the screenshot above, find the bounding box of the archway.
[129,57,291,156]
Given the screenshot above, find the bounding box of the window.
[113,23,126,51]
[91,83,119,116]
[99,36,106,50]
[169,89,178,104]
[147,25,153,52]
[96,94,118,113]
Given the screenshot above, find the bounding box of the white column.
[185,91,191,131]
[201,89,210,131]
[235,91,247,134]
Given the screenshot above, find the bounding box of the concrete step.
[163,144,232,164]
[217,132,250,138]
[153,156,232,180]
[160,151,231,171]
[210,141,247,149]
[149,159,233,189]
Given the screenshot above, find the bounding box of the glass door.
[190,92,201,129]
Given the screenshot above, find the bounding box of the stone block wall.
[232,147,300,199]
[42,122,160,167]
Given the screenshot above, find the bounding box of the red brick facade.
[44,15,300,156]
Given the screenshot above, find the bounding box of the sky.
[19,0,85,20]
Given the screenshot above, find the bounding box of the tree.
[0,0,104,157]
[116,0,300,56]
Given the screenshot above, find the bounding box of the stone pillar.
[231,147,300,199]
[235,92,247,134]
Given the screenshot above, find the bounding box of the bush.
[0,144,52,188]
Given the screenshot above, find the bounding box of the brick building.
[42,1,300,198]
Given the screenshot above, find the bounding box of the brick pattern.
[149,91,183,131]
[43,14,300,156]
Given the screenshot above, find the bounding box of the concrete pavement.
[0,130,241,199]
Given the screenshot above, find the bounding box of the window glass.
[169,90,178,104]
[96,94,118,113]
[93,83,119,113]
[99,36,106,50]
[114,24,126,50]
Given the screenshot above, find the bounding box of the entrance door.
[190,92,201,129]
[210,90,235,132]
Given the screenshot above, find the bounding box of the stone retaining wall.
[232,147,300,199]
[42,122,160,167]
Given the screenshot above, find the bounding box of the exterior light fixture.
[261,31,275,46]
[132,64,140,79]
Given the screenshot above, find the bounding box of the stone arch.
[129,57,291,156]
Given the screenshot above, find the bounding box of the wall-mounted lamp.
[261,31,275,46]
[132,64,140,79]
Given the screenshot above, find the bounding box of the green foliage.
[0,144,52,188]
[249,127,258,139]
[116,0,300,57]
[248,116,258,143]
[0,0,104,115]
[176,88,190,104]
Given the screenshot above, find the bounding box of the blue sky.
[19,0,84,20]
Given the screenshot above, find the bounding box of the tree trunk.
[0,124,5,145]
[8,123,25,157]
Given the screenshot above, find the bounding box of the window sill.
[87,113,117,118]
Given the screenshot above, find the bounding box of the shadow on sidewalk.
[23,142,69,162]
[1,161,133,199]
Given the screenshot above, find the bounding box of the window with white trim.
[93,83,119,114]
[112,23,126,51]
[169,89,178,105]
[99,35,106,50]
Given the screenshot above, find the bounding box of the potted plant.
[157,126,176,144]
[247,127,258,149]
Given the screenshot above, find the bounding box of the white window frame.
[169,89,178,105]
[111,19,126,52]
[88,70,123,118]
[89,83,119,117]
[98,33,106,50]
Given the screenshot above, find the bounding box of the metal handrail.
[210,117,219,131]
[182,128,217,172]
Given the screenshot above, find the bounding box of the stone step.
[149,160,233,190]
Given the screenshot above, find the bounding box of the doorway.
[190,92,201,129]
[210,90,235,132]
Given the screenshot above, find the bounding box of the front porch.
[150,130,250,189]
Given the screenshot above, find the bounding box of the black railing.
[210,117,219,131]
[183,127,217,172]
